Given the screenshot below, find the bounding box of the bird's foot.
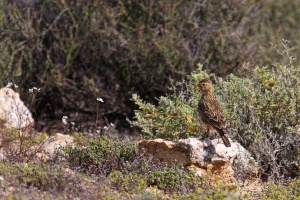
[217,135,221,143]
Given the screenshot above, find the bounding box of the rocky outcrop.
[138,138,259,186]
[37,133,74,161]
[0,88,34,130]
[41,133,74,155]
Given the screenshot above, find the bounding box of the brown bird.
[196,78,231,147]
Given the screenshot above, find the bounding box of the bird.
[196,78,231,147]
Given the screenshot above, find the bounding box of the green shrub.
[61,135,137,175]
[180,184,241,200]
[262,179,300,200]
[19,164,67,191]
[218,62,300,181]
[0,161,110,199]
[130,64,208,140]
[218,64,299,146]
[0,162,74,191]
[131,60,300,182]
[147,164,203,195]
[108,164,203,196]
[109,170,146,194]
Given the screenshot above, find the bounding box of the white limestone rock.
[138,137,259,186]
[0,88,34,130]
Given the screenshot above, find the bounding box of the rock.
[138,138,258,186]
[41,133,74,155]
[37,133,74,161]
[232,143,260,177]
[0,88,34,130]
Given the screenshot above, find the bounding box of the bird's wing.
[198,95,226,131]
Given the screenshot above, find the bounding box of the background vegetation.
[1,0,300,129]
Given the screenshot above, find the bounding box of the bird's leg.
[217,134,220,143]
[205,128,210,134]
[202,128,210,138]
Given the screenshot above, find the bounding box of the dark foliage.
[4,0,300,126]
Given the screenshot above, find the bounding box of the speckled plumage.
[197,78,231,147]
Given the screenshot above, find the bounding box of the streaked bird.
[197,78,231,147]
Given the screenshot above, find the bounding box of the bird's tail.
[220,135,231,147]
[218,129,231,147]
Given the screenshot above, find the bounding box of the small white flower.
[62,116,68,125]
[96,97,104,103]
[14,84,18,88]
[6,82,13,88]
[33,87,38,90]
[96,130,101,133]
[29,88,33,93]
[110,123,114,127]
[71,122,75,125]
[103,126,109,130]
[62,118,68,125]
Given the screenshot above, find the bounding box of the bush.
[181,184,240,200]
[0,162,76,191]
[109,170,146,194]
[0,161,109,199]
[217,57,300,181]
[146,164,203,195]
[131,58,300,182]
[60,134,137,175]
[2,0,294,123]
[108,163,203,196]
[262,179,300,200]
[130,64,208,140]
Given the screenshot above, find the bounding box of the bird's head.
[196,78,213,94]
